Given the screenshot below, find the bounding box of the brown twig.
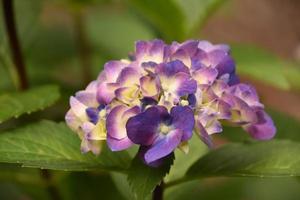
[40,169,62,200]
[2,1,61,199]
[2,0,28,90]
[153,181,164,200]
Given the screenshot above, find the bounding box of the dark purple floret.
[86,107,99,124]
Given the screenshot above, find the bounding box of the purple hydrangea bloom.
[65,39,276,166]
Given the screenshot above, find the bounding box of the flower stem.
[2,0,28,90]
[153,181,164,200]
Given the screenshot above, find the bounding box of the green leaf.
[165,135,208,182]
[128,0,185,41]
[186,140,300,179]
[128,0,226,40]
[283,63,300,90]
[127,153,174,200]
[111,172,135,200]
[58,172,126,200]
[231,45,291,90]
[165,177,300,200]
[86,9,154,58]
[173,0,227,36]
[0,120,131,171]
[0,85,60,123]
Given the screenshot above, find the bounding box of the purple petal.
[178,40,199,56]
[126,106,168,146]
[211,80,229,97]
[156,60,190,77]
[138,146,173,167]
[227,73,240,86]
[107,135,134,151]
[217,100,232,119]
[140,75,160,97]
[65,110,81,131]
[86,107,99,124]
[205,119,222,135]
[206,50,228,68]
[170,106,195,141]
[195,119,213,148]
[215,55,235,76]
[115,86,140,105]
[103,61,128,82]
[81,121,106,140]
[223,94,257,124]
[75,90,98,108]
[116,67,140,86]
[106,105,139,140]
[198,40,230,53]
[175,73,197,97]
[144,129,183,163]
[135,39,165,63]
[170,49,191,67]
[227,84,264,108]
[187,94,197,108]
[193,67,218,85]
[243,110,276,140]
[70,96,88,120]
[81,139,103,155]
[97,82,119,104]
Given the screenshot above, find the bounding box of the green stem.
[2,0,28,90]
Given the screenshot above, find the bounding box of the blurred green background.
[0,0,300,199]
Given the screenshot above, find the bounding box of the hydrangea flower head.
[66,39,276,166]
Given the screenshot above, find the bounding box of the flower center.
[180,99,189,106]
[99,109,106,118]
[159,123,172,135]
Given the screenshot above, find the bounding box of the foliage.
[0,85,60,123]
[127,153,174,200]
[0,0,299,199]
[186,140,300,178]
[0,120,131,171]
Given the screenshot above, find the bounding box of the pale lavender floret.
[176,40,199,55]
[192,67,218,85]
[227,84,264,108]
[224,83,276,139]
[135,39,166,64]
[126,105,194,164]
[65,81,106,155]
[243,110,276,140]
[96,61,130,104]
[106,105,140,151]
[155,60,197,102]
[192,49,235,77]
[116,67,140,85]
[197,40,230,53]
[194,99,231,147]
